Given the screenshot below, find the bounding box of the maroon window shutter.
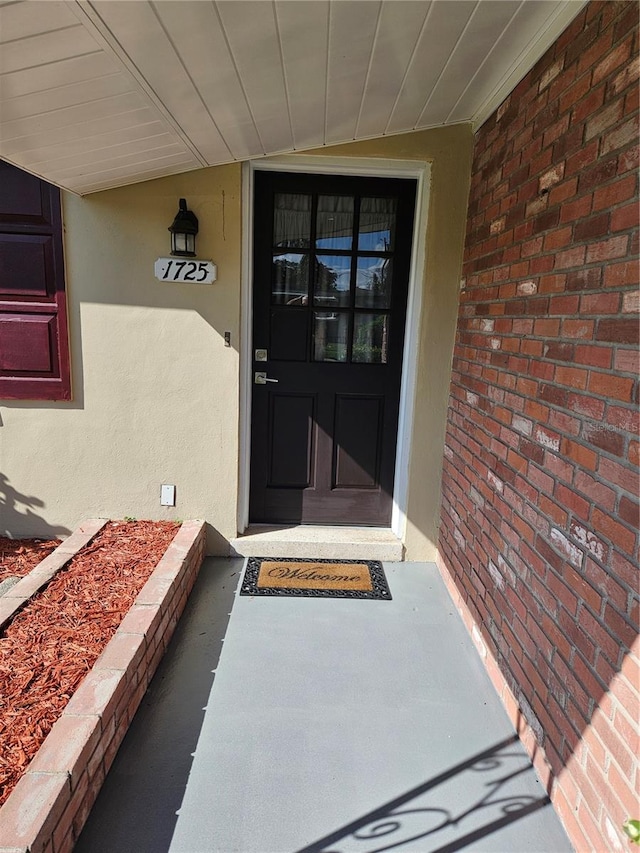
[0,161,71,400]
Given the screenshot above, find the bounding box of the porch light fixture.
[169,198,198,257]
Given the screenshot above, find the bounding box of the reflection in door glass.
[316,196,354,250]
[273,193,311,248]
[355,257,392,309]
[313,311,349,362]
[272,253,308,305]
[352,314,388,363]
[314,255,351,307]
[358,197,396,251]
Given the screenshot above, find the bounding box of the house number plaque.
[154,257,217,284]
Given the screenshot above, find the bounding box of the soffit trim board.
[245,119,473,174]
[471,0,589,131]
[251,153,428,180]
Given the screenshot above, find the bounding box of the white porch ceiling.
[0,0,586,195]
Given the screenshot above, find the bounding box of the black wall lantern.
[168,198,199,257]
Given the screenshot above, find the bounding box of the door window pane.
[273,193,311,248]
[355,257,392,309]
[352,314,389,363]
[316,195,354,250]
[272,253,308,305]
[314,255,351,307]
[270,308,309,361]
[313,311,349,362]
[358,197,396,251]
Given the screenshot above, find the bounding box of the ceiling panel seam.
[76,163,197,194]
[2,106,164,148]
[1,87,144,124]
[272,1,295,151]
[0,48,103,80]
[444,0,523,125]
[213,0,266,156]
[0,22,83,46]
[51,145,194,182]
[149,2,233,163]
[383,0,433,136]
[416,0,480,128]
[354,0,383,141]
[23,128,180,169]
[0,70,125,106]
[0,103,160,146]
[67,0,208,167]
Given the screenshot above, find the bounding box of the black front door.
[249,170,416,525]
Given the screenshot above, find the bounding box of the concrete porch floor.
[75,558,573,853]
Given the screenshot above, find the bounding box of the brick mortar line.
[454,334,638,347]
[439,523,632,703]
[450,376,638,410]
[442,520,632,660]
[443,415,638,491]
[0,519,109,632]
[444,420,638,488]
[0,519,206,853]
[446,388,637,456]
[465,234,640,264]
[438,492,637,610]
[438,504,636,629]
[440,465,639,581]
[447,430,637,502]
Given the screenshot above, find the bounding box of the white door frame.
[238,154,431,540]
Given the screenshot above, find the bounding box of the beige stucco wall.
[1,164,242,553]
[0,126,472,558]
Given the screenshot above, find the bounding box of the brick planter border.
[0,519,206,853]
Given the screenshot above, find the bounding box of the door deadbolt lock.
[255,348,268,362]
[254,371,279,385]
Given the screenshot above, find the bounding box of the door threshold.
[230,525,404,562]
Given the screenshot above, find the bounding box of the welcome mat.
[240,557,392,600]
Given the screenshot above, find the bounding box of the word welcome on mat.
[240,557,392,600]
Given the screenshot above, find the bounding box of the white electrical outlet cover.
[160,484,176,506]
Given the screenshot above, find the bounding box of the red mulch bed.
[0,520,179,807]
[0,537,61,583]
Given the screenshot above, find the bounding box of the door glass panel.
[355,257,392,309]
[272,252,308,305]
[314,255,351,307]
[358,197,397,251]
[316,195,354,250]
[273,193,311,248]
[270,308,309,361]
[313,311,349,362]
[352,314,389,363]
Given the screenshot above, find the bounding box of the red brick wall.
[438,2,639,850]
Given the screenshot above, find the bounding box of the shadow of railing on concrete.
[297,736,552,853]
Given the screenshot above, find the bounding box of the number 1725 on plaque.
[154,257,217,284]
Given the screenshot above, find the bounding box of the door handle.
[254,371,279,385]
